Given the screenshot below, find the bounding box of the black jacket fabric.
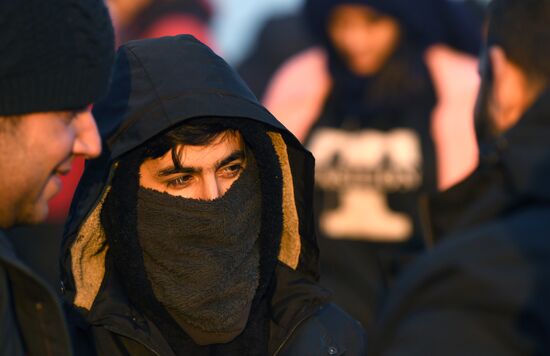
[60,35,366,355]
[368,89,550,355]
[0,230,73,356]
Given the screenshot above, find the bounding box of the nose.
[200,174,223,201]
[72,110,102,159]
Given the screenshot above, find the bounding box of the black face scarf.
[136,159,262,345]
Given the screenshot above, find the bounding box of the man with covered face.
[62,35,366,355]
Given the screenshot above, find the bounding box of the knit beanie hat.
[0,0,115,116]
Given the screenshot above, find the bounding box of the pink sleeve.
[426,45,481,191]
[263,47,332,142]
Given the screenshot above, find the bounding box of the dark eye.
[228,164,242,172]
[167,175,193,188]
[220,164,244,178]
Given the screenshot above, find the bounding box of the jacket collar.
[81,261,330,356]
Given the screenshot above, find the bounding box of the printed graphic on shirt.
[308,128,423,242]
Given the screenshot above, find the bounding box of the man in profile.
[369,0,550,354]
[0,0,114,354]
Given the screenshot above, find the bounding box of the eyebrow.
[157,150,245,177]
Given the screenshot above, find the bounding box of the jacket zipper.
[272,309,318,356]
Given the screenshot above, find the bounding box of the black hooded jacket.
[367,89,550,354]
[60,35,366,355]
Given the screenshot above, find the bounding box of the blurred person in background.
[61,35,366,355]
[368,0,550,353]
[0,0,114,354]
[107,0,213,46]
[263,0,484,327]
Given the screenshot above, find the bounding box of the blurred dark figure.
[368,0,550,354]
[265,0,483,327]
[0,0,114,354]
[107,0,213,46]
[238,12,316,99]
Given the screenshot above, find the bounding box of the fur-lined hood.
[61,35,329,354]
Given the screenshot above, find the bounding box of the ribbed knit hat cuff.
[0,64,111,116]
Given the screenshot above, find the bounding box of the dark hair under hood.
[60,35,329,354]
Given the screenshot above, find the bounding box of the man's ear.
[487,45,543,133]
